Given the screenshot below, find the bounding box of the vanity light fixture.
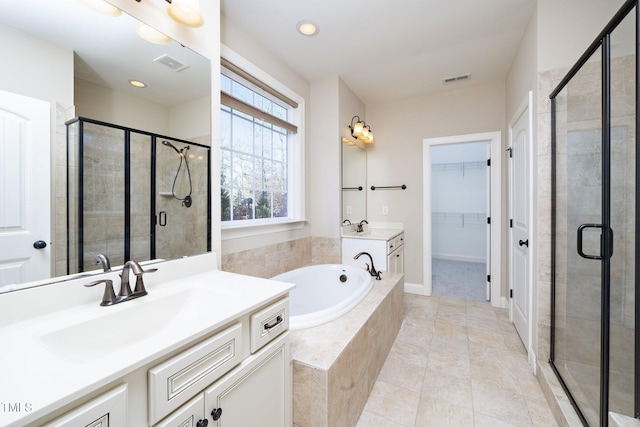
[167,0,204,27]
[297,20,319,36]
[133,0,205,28]
[136,23,172,44]
[349,116,374,144]
[129,79,147,88]
[78,0,122,16]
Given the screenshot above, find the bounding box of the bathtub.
[271,264,373,330]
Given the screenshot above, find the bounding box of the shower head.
[162,140,180,154]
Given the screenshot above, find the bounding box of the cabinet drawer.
[250,297,288,353]
[149,323,243,425]
[153,394,205,427]
[44,384,127,427]
[387,234,404,254]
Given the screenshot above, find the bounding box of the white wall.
[0,23,74,106]
[366,82,505,287]
[537,0,626,72]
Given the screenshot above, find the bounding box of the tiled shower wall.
[537,54,636,422]
[57,115,210,275]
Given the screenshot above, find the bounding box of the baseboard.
[432,254,485,263]
[501,296,509,309]
[404,282,425,295]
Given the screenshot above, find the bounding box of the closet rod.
[370,185,407,190]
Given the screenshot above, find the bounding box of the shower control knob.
[33,240,47,249]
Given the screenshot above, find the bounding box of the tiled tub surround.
[221,236,341,278]
[537,56,637,424]
[290,272,404,427]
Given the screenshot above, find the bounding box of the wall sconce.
[349,116,374,144]
[133,0,204,28]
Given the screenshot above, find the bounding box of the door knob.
[518,239,529,247]
[33,240,47,249]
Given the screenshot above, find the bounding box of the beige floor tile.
[422,368,474,411]
[356,410,407,427]
[363,380,420,427]
[472,381,533,426]
[414,396,474,427]
[378,348,427,393]
[469,358,522,394]
[357,294,557,427]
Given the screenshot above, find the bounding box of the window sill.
[221,219,308,240]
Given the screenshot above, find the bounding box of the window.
[220,62,302,227]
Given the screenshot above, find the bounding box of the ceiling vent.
[443,73,471,84]
[154,54,189,72]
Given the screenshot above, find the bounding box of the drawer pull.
[264,315,283,330]
[197,419,209,427]
[211,408,222,421]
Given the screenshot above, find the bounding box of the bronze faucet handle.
[84,279,116,306]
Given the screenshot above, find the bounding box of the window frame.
[220,46,305,238]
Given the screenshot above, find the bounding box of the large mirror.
[0,0,211,292]
[341,140,367,225]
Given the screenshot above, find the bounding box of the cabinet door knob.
[196,419,209,427]
[211,408,222,421]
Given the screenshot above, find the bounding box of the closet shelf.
[431,160,486,175]
[432,212,487,227]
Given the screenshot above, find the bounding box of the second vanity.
[341,225,404,274]
[0,253,294,427]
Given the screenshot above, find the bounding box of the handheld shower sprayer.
[162,140,193,207]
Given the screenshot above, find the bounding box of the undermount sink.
[37,285,222,363]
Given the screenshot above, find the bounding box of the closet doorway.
[431,142,489,300]
[423,132,502,306]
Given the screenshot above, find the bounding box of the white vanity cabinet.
[342,229,404,274]
[43,385,128,427]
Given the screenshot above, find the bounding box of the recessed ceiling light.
[297,20,319,36]
[129,80,147,88]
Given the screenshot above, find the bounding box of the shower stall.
[550,1,638,425]
[65,117,211,273]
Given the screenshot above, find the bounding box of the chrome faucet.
[85,260,157,306]
[356,219,368,233]
[95,254,111,272]
[354,252,381,280]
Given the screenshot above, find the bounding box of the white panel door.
[0,90,51,289]
[509,93,532,348]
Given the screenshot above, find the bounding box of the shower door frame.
[549,0,640,425]
[66,117,212,273]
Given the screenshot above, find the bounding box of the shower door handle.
[158,211,167,227]
[577,223,614,260]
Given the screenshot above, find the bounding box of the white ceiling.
[221,0,536,105]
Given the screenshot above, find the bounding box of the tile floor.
[355,294,558,427]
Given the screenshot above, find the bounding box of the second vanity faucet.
[85,260,157,306]
[356,219,368,233]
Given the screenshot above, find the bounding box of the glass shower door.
[552,47,604,425]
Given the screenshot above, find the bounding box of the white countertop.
[0,253,294,427]
[341,228,403,240]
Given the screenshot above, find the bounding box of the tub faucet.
[356,219,368,233]
[95,253,111,272]
[354,252,381,280]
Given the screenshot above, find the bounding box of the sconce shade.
[167,0,204,28]
[136,23,172,44]
[363,131,374,143]
[351,120,364,137]
[78,0,122,16]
